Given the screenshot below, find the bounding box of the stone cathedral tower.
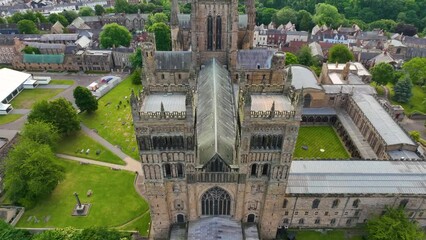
[132,1,304,239]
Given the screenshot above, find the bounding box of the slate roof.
[288,65,322,90]
[196,59,236,165]
[24,42,65,50]
[23,54,64,64]
[155,51,192,70]
[237,49,276,69]
[403,36,426,46]
[40,34,79,42]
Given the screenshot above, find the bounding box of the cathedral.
[130,0,426,239]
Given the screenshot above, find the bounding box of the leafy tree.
[79,227,123,240]
[61,11,78,25]
[130,68,142,85]
[99,23,132,48]
[32,227,81,240]
[285,52,299,65]
[328,44,354,63]
[370,63,394,86]
[21,121,60,149]
[148,22,171,51]
[368,19,397,32]
[366,207,425,240]
[48,13,69,27]
[28,98,80,135]
[73,86,98,113]
[297,10,313,31]
[395,23,417,36]
[297,46,314,66]
[115,0,130,13]
[148,12,168,26]
[393,76,413,103]
[4,139,64,208]
[95,5,106,16]
[130,47,142,70]
[105,7,115,14]
[272,7,297,25]
[17,20,39,34]
[79,6,95,17]
[0,221,32,240]
[312,3,344,28]
[256,8,276,25]
[402,57,426,85]
[22,46,40,54]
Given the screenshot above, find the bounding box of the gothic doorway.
[177,214,185,223]
[201,187,231,215]
[247,214,255,223]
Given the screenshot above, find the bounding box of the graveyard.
[80,76,143,160]
[16,157,150,236]
[293,126,350,159]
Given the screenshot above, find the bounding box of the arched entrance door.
[247,214,255,223]
[177,214,185,223]
[201,187,231,215]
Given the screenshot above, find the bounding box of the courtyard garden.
[294,126,350,159]
[10,88,64,109]
[16,157,150,236]
[50,79,75,85]
[56,131,125,165]
[80,76,142,160]
[0,114,22,125]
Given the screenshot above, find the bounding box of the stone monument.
[72,192,91,216]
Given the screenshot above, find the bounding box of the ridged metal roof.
[196,59,236,165]
[237,49,276,69]
[287,161,426,194]
[155,51,192,70]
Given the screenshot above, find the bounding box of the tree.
[369,19,397,32]
[272,7,297,25]
[95,5,105,16]
[22,46,40,54]
[99,23,132,48]
[395,23,417,36]
[297,46,314,66]
[4,139,64,208]
[148,12,168,26]
[297,10,313,31]
[17,20,38,34]
[312,3,344,28]
[393,76,413,103]
[148,22,171,51]
[32,227,81,240]
[328,44,354,63]
[27,98,80,135]
[61,11,78,25]
[115,0,130,13]
[256,8,277,25]
[370,63,394,86]
[130,47,142,70]
[0,221,32,240]
[79,227,123,240]
[78,6,95,17]
[285,52,299,65]
[48,13,69,27]
[73,86,98,113]
[366,207,425,240]
[130,68,142,85]
[402,57,426,85]
[21,121,60,149]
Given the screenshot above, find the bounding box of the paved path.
[56,153,139,173]
[11,109,30,114]
[38,85,70,89]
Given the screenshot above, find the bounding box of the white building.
[0,68,38,115]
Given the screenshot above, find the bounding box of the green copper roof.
[23,54,64,64]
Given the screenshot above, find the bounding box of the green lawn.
[80,76,142,160]
[389,84,426,114]
[118,212,151,236]
[286,230,364,240]
[11,89,64,109]
[16,158,150,236]
[294,126,350,159]
[50,79,74,85]
[56,131,125,165]
[0,114,22,125]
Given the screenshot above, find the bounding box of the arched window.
[207,157,229,172]
[247,214,255,223]
[177,214,185,223]
[315,218,320,224]
[207,15,213,51]
[312,199,320,209]
[303,94,312,108]
[352,199,360,208]
[261,164,269,176]
[330,218,336,225]
[177,163,184,178]
[250,164,257,177]
[163,163,171,178]
[283,218,289,224]
[216,16,222,50]
[332,199,340,208]
[161,74,165,80]
[298,218,304,224]
[201,187,231,215]
[282,199,288,208]
[399,199,409,208]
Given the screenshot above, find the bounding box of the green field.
[283,230,363,240]
[16,158,150,236]
[80,76,142,160]
[56,131,125,165]
[50,79,74,85]
[11,89,64,109]
[390,85,426,114]
[0,114,22,125]
[294,126,350,159]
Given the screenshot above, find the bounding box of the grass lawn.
[50,79,74,85]
[118,212,151,236]
[389,84,426,114]
[11,88,64,109]
[56,131,125,165]
[16,158,150,236]
[294,126,350,159]
[0,114,22,125]
[287,230,364,240]
[80,76,142,160]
